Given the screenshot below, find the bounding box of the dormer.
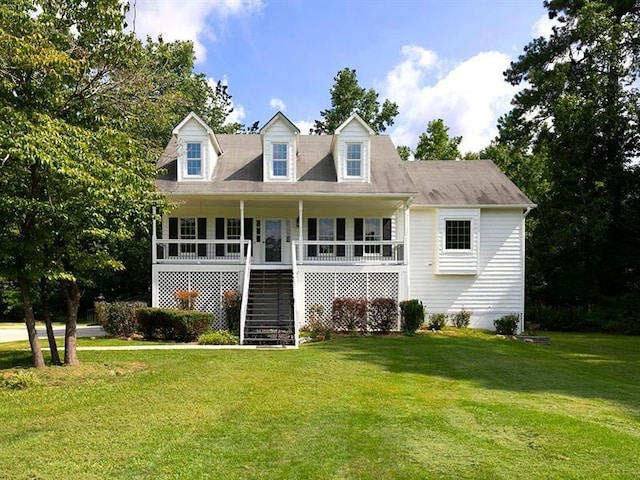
[173,112,222,182]
[331,113,374,183]
[259,111,300,182]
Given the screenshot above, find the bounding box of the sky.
[126,0,554,154]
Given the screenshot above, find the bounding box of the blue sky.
[129,0,552,153]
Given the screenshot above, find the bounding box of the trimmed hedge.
[99,301,147,338]
[332,297,368,333]
[400,299,425,334]
[368,298,398,333]
[136,308,214,342]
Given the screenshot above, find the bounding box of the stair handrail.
[291,241,299,347]
[239,240,252,345]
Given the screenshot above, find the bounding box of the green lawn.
[1,331,639,479]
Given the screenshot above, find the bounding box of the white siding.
[262,117,296,182]
[409,208,524,330]
[176,117,218,182]
[436,208,479,274]
[333,120,371,183]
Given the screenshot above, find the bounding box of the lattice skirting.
[303,271,399,330]
[157,271,240,329]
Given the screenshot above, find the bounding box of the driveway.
[0,324,106,343]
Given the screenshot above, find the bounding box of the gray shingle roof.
[156,135,533,206]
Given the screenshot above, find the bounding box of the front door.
[264,219,282,262]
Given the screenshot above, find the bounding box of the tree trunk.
[19,278,45,368]
[61,279,81,366]
[40,278,61,366]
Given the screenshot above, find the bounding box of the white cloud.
[207,77,246,125]
[269,98,286,111]
[125,0,263,63]
[294,120,314,135]
[531,13,558,39]
[384,45,519,154]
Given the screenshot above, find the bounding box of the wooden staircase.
[244,269,295,346]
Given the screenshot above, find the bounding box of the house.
[152,111,535,345]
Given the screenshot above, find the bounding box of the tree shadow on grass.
[319,333,640,414]
[0,348,36,369]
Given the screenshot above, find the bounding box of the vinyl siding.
[262,117,296,182]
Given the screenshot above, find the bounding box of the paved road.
[0,325,106,343]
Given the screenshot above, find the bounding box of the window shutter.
[168,217,178,257]
[336,218,346,257]
[156,218,164,259]
[244,218,253,256]
[383,217,392,257]
[215,217,225,257]
[197,217,207,257]
[354,218,363,257]
[307,218,317,257]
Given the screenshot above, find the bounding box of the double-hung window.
[226,218,241,255]
[186,142,202,177]
[364,218,381,254]
[346,143,362,177]
[318,218,335,255]
[180,218,196,254]
[272,143,288,177]
[445,220,471,250]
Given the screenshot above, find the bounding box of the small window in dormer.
[272,143,288,177]
[186,142,202,177]
[346,143,362,177]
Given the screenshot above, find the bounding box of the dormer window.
[346,143,362,177]
[272,143,288,177]
[186,142,202,177]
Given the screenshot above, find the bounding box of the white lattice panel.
[157,271,239,330]
[303,271,400,330]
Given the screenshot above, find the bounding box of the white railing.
[239,241,252,345]
[293,240,405,265]
[154,239,248,263]
[291,242,299,347]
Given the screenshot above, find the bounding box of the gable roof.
[259,111,301,134]
[172,111,223,154]
[405,160,534,207]
[334,113,375,135]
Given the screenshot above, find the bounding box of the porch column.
[298,199,303,262]
[152,206,157,264]
[240,200,245,263]
[404,201,411,297]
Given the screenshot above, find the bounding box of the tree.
[414,119,462,160]
[503,0,640,307]
[0,0,244,366]
[396,145,412,161]
[313,68,399,134]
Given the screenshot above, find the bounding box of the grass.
[1,331,639,479]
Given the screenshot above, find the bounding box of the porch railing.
[293,240,405,265]
[239,241,252,345]
[154,239,248,263]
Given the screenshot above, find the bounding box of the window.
[445,220,471,250]
[227,218,241,254]
[180,217,196,254]
[365,218,381,254]
[186,142,202,176]
[346,143,362,177]
[318,218,335,254]
[272,143,288,177]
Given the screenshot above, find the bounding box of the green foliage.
[494,314,519,335]
[313,68,399,134]
[1,369,40,390]
[222,290,241,335]
[396,145,412,161]
[332,297,368,333]
[198,330,239,345]
[451,309,472,328]
[100,301,147,338]
[399,299,425,334]
[368,298,398,333]
[428,313,449,331]
[136,308,214,342]
[414,119,462,160]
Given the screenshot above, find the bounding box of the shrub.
[332,297,368,333]
[174,290,199,310]
[100,301,147,338]
[136,308,214,342]
[428,313,448,331]
[451,309,472,328]
[399,299,425,334]
[368,298,398,333]
[198,330,239,345]
[494,314,519,335]
[223,290,241,335]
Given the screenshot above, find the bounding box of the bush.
[494,314,519,335]
[428,313,448,331]
[399,299,425,334]
[136,308,214,342]
[368,298,398,333]
[198,330,239,345]
[223,290,241,335]
[100,301,147,338]
[451,309,472,328]
[332,297,368,333]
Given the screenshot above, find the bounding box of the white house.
[152,111,535,345]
